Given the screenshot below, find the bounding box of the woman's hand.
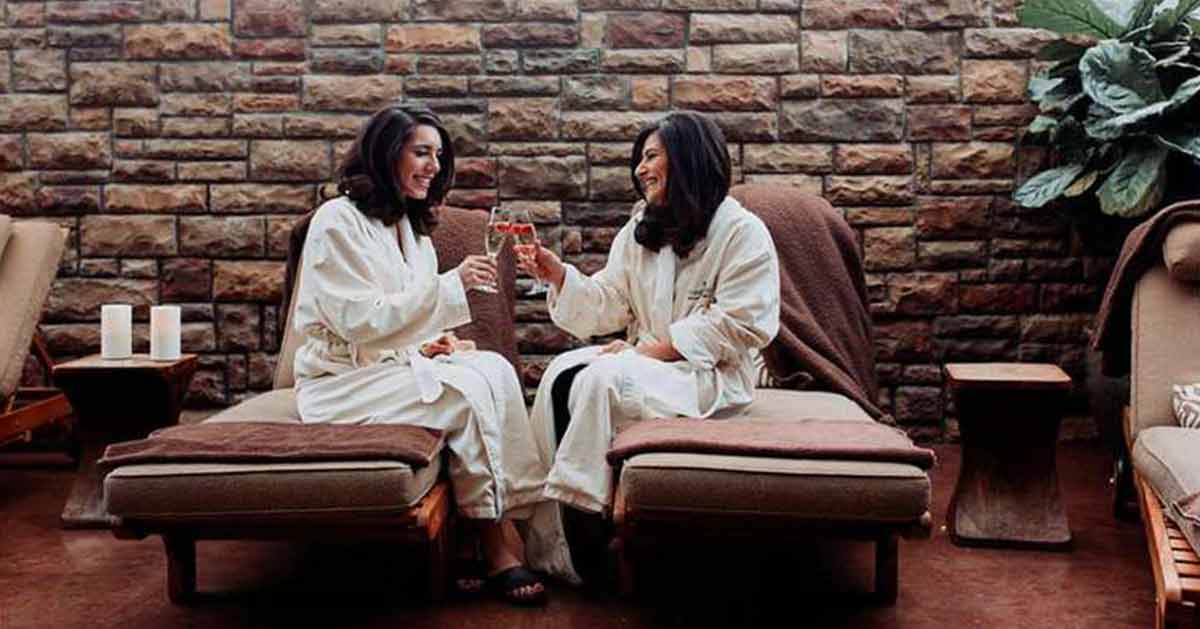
[634,338,683,362]
[597,339,631,355]
[516,243,566,292]
[419,332,458,358]
[457,254,497,292]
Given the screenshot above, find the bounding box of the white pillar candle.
[149,305,182,361]
[100,304,132,360]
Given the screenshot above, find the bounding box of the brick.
[404,77,468,97]
[311,24,381,47]
[631,77,668,110]
[743,144,833,174]
[482,23,577,47]
[849,30,959,74]
[0,136,23,170]
[413,0,512,19]
[918,241,988,269]
[36,186,102,213]
[161,258,212,301]
[232,114,283,137]
[875,320,934,362]
[213,260,283,302]
[562,111,659,140]
[0,173,36,213]
[200,0,231,20]
[178,161,247,181]
[562,76,628,110]
[311,0,406,21]
[589,166,636,201]
[709,112,777,142]
[964,28,1058,58]
[125,24,233,59]
[485,50,520,73]
[915,196,991,238]
[13,49,67,91]
[489,98,558,140]
[822,74,903,98]
[46,279,156,322]
[804,0,902,28]
[142,139,247,160]
[146,0,197,19]
[931,143,1015,179]
[712,43,798,74]
[283,114,363,138]
[249,141,331,181]
[235,94,298,113]
[45,1,142,22]
[780,74,820,98]
[963,60,1027,103]
[907,105,971,141]
[498,156,588,200]
[29,133,112,170]
[105,184,207,213]
[607,12,685,49]
[907,0,988,29]
[673,77,777,111]
[234,38,306,60]
[515,0,578,20]
[70,63,158,106]
[864,227,916,271]
[799,31,846,73]
[960,283,1037,313]
[303,75,405,112]
[217,304,261,351]
[80,215,176,256]
[826,176,914,205]
[7,3,46,27]
[781,99,903,142]
[417,55,482,75]
[835,144,914,174]
[113,160,174,182]
[181,216,265,257]
[386,24,480,52]
[210,184,313,213]
[162,117,232,137]
[0,95,68,131]
[160,62,251,92]
[525,49,600,73]
[906,76,959,103]
[886,272,956,315]
[600,49,685,73]
[267,215,303,258]
[690,13,798,43]
[233,0,304,37]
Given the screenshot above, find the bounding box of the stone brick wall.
[2,0,1097,439]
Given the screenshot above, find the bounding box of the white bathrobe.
[291,197,550,524]
[530,195,782,515]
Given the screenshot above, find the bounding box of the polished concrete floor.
[0,442,1153,628]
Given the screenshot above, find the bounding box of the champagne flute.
[479,206,510,294]
[508,207,545,295]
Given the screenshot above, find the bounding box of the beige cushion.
[103,387,438,518]
[0,220,67,400]
[0,215,11,262]
[618,391,929,524]
[1133,426,1200,554]
[273,253,302,390]
[1164,222,1200,282]
[1131,266,1200,439]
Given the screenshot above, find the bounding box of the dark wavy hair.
[330,103,455,235]
[630,111,731,257]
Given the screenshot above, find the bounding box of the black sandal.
[486,566,548,607]
[454,558,486,597]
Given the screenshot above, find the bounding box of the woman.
[519,111,782,520]
[291,103,551,604]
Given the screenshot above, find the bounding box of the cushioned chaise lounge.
[103,206,520,603]
[611,185,933,605]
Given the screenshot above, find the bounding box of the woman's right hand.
[457,254,497,292]
[516,244,566,292]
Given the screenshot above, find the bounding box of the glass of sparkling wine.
[508,206,544,295]
[480,206,510,293]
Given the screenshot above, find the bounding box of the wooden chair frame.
[0,329,73,448]
[112,481,454,604]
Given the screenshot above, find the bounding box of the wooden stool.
[945,362,1073,550]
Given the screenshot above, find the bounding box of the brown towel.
[1090,200,1200,376]
[98,422,444,470]
[731,184,886,421]
[281,203,522,371]
[606,418,936,469]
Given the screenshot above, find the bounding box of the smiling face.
[396,124,443,200]
[635,131,669,207]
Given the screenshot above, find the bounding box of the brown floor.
[0,442,1153,629]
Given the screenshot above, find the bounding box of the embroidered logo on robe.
[686,284,715,307]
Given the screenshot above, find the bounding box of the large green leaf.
[1097,142,1169,216]
[1064,169,1102,196]
[1014,163,1087,208]
[1029,115,1060,135]
[1124,0,1161,33]
[1086,100,1170,138]
[1020,0,1126,37]
[1157,131,1200,160]
[1080,41,1165,112]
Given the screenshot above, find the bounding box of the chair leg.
[163,535,196,605]
[875,534,898,606]
[615,536,636,598]
[426,525,450,602]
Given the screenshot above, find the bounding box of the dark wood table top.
[944,362,1072,392]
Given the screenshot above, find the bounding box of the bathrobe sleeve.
[305,216,471,348]
[668,220,781,371]
[548,220,636,340]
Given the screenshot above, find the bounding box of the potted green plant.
[1015,0,1200,252]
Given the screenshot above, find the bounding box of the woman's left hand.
[634,338,683,362]
[420,333,457,358]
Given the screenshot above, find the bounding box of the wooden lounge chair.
[0,215,73,449]
[102,206,520,603]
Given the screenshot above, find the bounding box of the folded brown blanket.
[98,422,445,471]
[731,184,886,422]
[1090,200,1200,376]
[606,418,936,469]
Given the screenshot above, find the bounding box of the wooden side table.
[52,353,197,529]
[945,362,1073,550]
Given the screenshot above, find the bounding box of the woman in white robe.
[291,104,556,604]
[518,112,782,566]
